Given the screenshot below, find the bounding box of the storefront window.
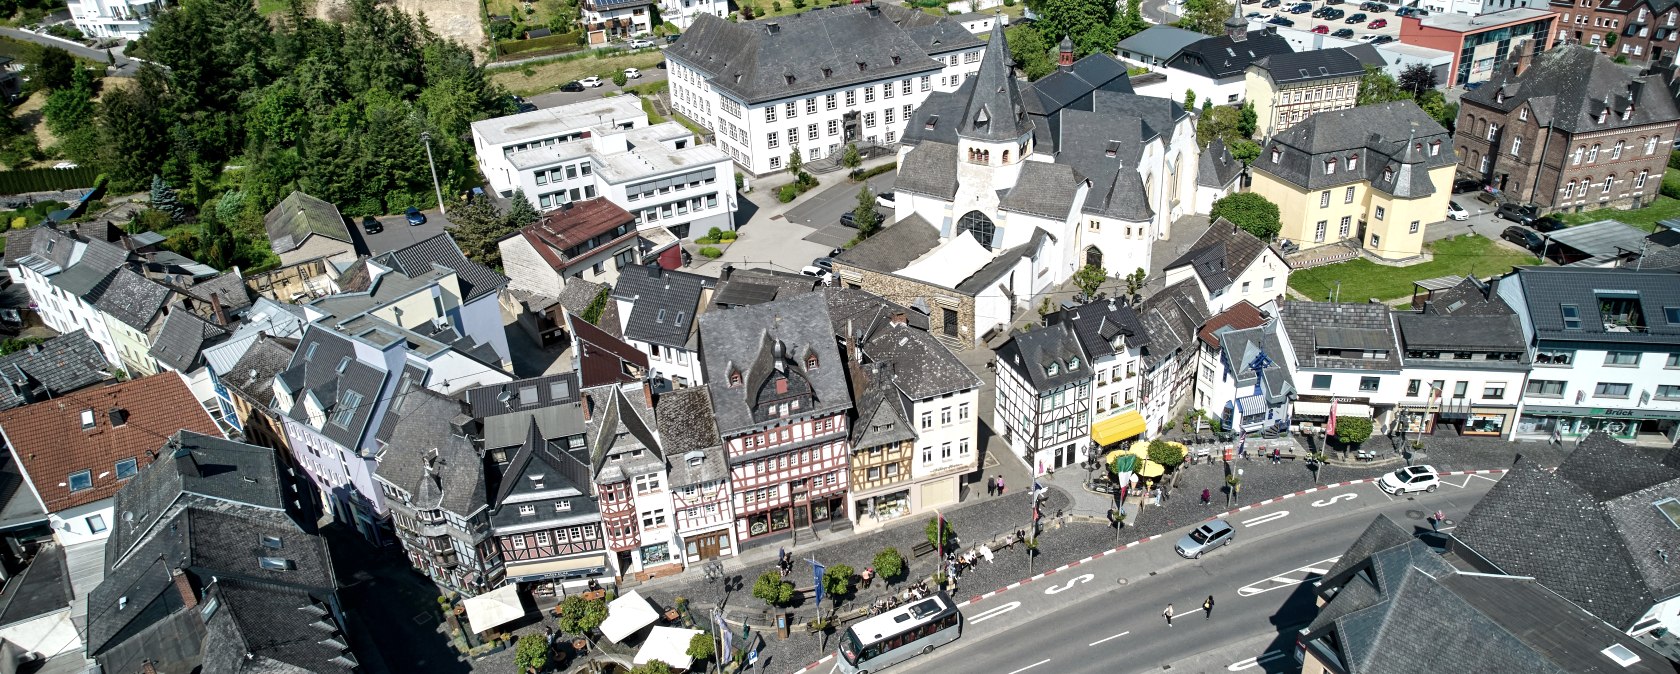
[770,508,790,532]
[1464,413,1506,436]
[861,491,910,523]
[641,543,670,565]
[1398,411,1431,434]
[812,499,831,522]
[749,512,769,536]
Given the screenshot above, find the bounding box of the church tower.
[958,25,1036,169]
[1226,0,1248,41]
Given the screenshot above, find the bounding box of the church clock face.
[958,210,996,250]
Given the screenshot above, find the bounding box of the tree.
[1030,0,1119,60]
[43,67,95,137]
[926,516,957,551]
[1210,192,1282,240]
[787,146,803,176]
[842,143,862,169]
[1146,440,1186,470]
[1072,263,1108,300]
[630,661,674,674]
[686,632,715,663]
[1238,101,1258,138]
[822,564,855,605]
[1117,0,1150,41]
[1417,89,1458,134]
[0,337,47,356]
[1335,416,1375,447]
[752,571,795,608]
[445,197,514,269]
[1605,32,1618,49]
[612,70,628,87]
[1397,63,1437,98]
[31,46,75,92]
[1006,23,1056,80]
[1229,139,1261,166]
[150,175,187,222]
[1123,267,1146,302]
[872,547,905,584]
[555,594,608,635]
[514,633,549,672]
[1177,0,1233,35]
[504,190,541,230]
[1196,105,1243,150]
[1183,88,1197,112]
[1202,97,1213,117]
[1357,65,1410,106]
[853,185,879,238]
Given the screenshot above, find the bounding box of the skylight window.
[331,391,362,428]
[1561,304,1582,330]
[258,557,296,571]
[1603,643,1643,667]
[79,409,95,429]
[304,342,318,361]
[68,470,92,492]
[1665,307,1680,324]
[1654,498,1680,529]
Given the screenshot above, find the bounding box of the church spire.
[1226,0,1248,41]
[959,19,1033,142]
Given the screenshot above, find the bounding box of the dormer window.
[556,500,572,512]
[1324,158,1336,175]
[891,55,901,65]
[822,67,832,78]
[1496,91,1505,104]
[1046,361,1060,377]
[1270,147,1281,163]
[1624,105,1634,120]
[729,369,742,387]
[805,353,819,371]
[1347,154,1358,171]
[785,74,795,85]
[519,504,536,516]
[925,115,939,130]
[1382,166,1394,182]
[1518,107,1528,121]
[1106,141,1120,157]
[857,62,867,72]
[1600,109,1610,124]
[1067,357,1080,370]
[1429,140,1440,156]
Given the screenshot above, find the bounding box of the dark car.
[1495,201,1538,225]
[1346,11,1367,21]
[1323,8,1344,18]
[840,211,884,229]
[1359,0,1378,8]
[1332,27,1356,37]
[1530,216,1568,233]
[1394,6,1412,15]
[1263,0,1281,7]
[1367,2,1388,10]
[1289,2,1312,13]
[665,34,680,43]
[1452,177,1484,193]
[1501,225,1545,251]
[1371,35,1395,44]
[559,81,585,92]
[361,215,383,235]
[405,207,427,226]
[811,257,834,272]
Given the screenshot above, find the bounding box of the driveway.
[352,208,455,256]
[784,172,897,249]
[526,68,669,109]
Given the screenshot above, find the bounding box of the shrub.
[555,595,608,634]
[822,564,854,603]
[1334,416,1375,446]
[772,0,783,10]
[514,633,549,672]
[698,246,723,258]
[872,547,905,583]
[778,184,799,202]
[752,571,795,607]
[1146,440,1186,469]
[687,632,715,662]
[613,71,628,87]
[850,162,896,181]
[707,227,724,240]
[718,230,738,242]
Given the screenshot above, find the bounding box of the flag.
[1236,427,1246,458]
[1327,399,1339,436]
[715,609,733,656]
[810,559,826,607]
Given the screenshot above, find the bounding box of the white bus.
[835,592,962,674]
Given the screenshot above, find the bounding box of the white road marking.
[1299,566,1330,574]
[1236,557,1342,597]
[968,601,1021,624]
[1008,659,1052,674]
[1088,631,1130,647]
[1241,510,1290,527]
[1044,573,1095,595]
[1227,651,1288,671]
[1310,493,1357,507]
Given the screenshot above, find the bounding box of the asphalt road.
[526,68,670,109]
[782,173,898,249]
[868,473,1501,674]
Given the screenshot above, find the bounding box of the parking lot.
[782,173,898,250]
[1243,0,1409,41]
[352,208,456,256]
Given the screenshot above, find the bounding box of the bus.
[835,591,962,674]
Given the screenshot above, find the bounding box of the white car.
[875,191,896,209]
[628,39,655,49]
[1447,201,1468,221]
[800,266,834,285]
[1377,465,1440,495]
[624,67,642,79]
[580,76,604,88]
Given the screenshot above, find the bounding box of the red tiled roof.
[525,198,636,258]
[567,310,648,388]
[0,373,221,513]
[1198,301,1266,349]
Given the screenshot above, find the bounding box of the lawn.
[490,49,666,96]
[1287,234,1541,303]
[255,0,290,15]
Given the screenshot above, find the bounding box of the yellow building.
[1244,48,1365,139]
[1250,100,1457,262]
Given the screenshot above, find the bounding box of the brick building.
[1455,44,1680,211]
[1400,8,1557,86]
[1549,0,1680,63]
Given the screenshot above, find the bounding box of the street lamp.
[703,561,726,673]
[421,131,446,215]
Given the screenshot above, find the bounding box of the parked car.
[1371,35,1395,44]
[580,76,604,88]
[840,211,884,229]
[1269,15,1296,25]
[1359,33,1379,41]
[1332,27,1356,37]
[1447,201,1468,221]
[1367,2,1388,10]
[627,38,655,49]
[1312,6,1331,16]
[1323,8,1344,18]
[405,207,426,226]
[1377,465,1440,495]
[1262,0,1281,7]
[1501,225,1546,252]
[800,266,834,285]
[1247,11,1266,17]
[1367,18,1387,27]
[1324,0,1343,5]
[1394,6,1413,15]
[1359,0,1377,8]
[559,80,585,92]
[1175,519,1235,559]
[1451,177,1484,193]
[1289,2,1313,13]
[1346,12,1367,21]
[665,34,680,43]
[1495,201,1538,225]
[811,257,834,272]
[1530,216,1568,233]
[876,192,896,209]
[624,67,641,79]
[1312,24,1329,32]
[361,215,383,235]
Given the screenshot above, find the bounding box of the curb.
[789,469,1506,674]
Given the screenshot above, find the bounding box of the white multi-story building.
[1277,300,1407,434]
[1121,14,1295,109]
[665,4,986,175]
[1049,299,1150,453]
[654,386,737,564]
[659,0,728,29]
[995,323,1092,476]
[473,96,645,198]
[581,0,654,41]
[67,0,166,39]
[1135,280,1213,436]
[1500,266,1680,445]
[613,264,710,388]
[9,228,129,368]
[1162,219,1292,322]
[1189,301,1268,423]
[1392,277,1531,440]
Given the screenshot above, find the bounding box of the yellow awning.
[1092,411,1148,446]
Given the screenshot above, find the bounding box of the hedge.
[498,31,585,56]
[849,162,897,182]
[0,167,99,194]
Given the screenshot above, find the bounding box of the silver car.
[1175,519,1235,559]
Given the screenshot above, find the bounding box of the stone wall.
[836,263,979,350]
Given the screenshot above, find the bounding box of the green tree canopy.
[1178,0,1233,35]
[555,594,608,634]
[872,547,906,583]
[1210,192,1282,240]
[822,563,855,603]
[43,66,96,137]
[1007,23,1056,80]
[630,661,674,674]
[853,185,879,238]
[1397,63,1437,97]
[1335,416,1375,446]
[514,633,549,672]
[1229,139,1261,166]
[1117,0,1150,41]
[1357,65,1410,106]
[687,632,716,662]
[1146,440,1186,469]
[1027,0,1119,59]
[31,46,75,92]
[1196,105,1244,150]
[752,571,795,608]
[1072,264,1108,299]
[926,516,957,551]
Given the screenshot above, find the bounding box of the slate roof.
[612,264,709,348]
[850,363,918,450]
[202,298,309,377]
[1166,28,1293,79]
[488,417,599,532]
[823,286,929,336]
[894,141,960,199]
[667,5,979,106]
[558,278,608,314]
[721,268,818,303]
[998,161,1084,220]
[1279,300,1402,371]
[583,383,661,483]
[1021,54,1135,120]
[265,191,350,254]
[996,323,1088,392]
[568,313,648,389]
[1116,25,1206,60]
[0,330,110,411]
[201,579,358,674]
[1394,284,1527,357]
[0,543,70,627]
[1198,136,1243,189]
[1219,319,1294,403]
[0,374,219,514]
[653,386,727,487]
[90,267,175,331]
[223,335,296,410]
[1249,47,1365,85]
[833,214,942,275]
[372,233,508,303]
[958,27,1033,143]
[273,326,389,451]
[1135,279,1211,369]
[1504,266,1680,344]
[182,269,254,324]
[1257,100,1454,198]
[149,309,229,372]
[699,293,851,436]
[1048,297,1149,361]
[1165,218,1274,295]
[860,320,981,400]
[376,387,485,517]
[1464,45,1680,136]
[1454,436,1680,630]
[465,372,588,451]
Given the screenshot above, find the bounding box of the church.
[832,27,1219,350]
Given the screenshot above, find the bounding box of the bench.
[911,541,937,557]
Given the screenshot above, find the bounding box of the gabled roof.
[850,364,918,449]
[894,141,961,199]
[1278,300,1402,371]
[859,320,981,400]
[1197,300,1266,349]
[1394,282,1527,355]
[518,198,638,271]
[377,388,485,517]
[90,268,175,331]
[612,264,709,348]
[958,26,1033,142]
[1465,44,1680,135]
[1166,28,1293,79]
[222,335,295,409]
[1504,266,1680,343]
[0,330,110,411]
[1116,25,1206,59]
[264,191,350,254]
[1165,218,1275,295]
[149,309,229,373]
[463,372,587,451]
[667,5,979,106]
[1198,136,1243,189]
[1136,279,1211,369]
[583,384,661,482]
[274,326,388,451]
[488,417,599,531]
[996,323,1088,392]
[1249,47,1365,85]
[372,233,508,303]
[998,161,1084,220]
[833,214,943,276]
[1219,318,1294,402]
[181,269,253,325]
[654,386,726,488]
[699,293,852,435]
[0,374,219,513]
[567,312,648,389]
[1049,297,1149,361]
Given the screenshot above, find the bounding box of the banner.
[811,559,826,607]
[715,609,733,656]
[1327,400,1339,436]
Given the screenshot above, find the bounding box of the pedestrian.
[987,475,997,497]
[1271,448,1281,465]
[862,566,874,589]
[1432,509,1445,532]
[1162,604,1174,627]
[998,476,1006,496]
[1201,488,1211,506]
[1203,595,1215,620]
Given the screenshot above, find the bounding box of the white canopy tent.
[635,626,702,671]
[600,589,660,643]
[462,583,528,633]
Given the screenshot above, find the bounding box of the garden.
[1287,234,1541,303]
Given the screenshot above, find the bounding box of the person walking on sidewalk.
[1432,509,1445,532]
[1162,604,1174,627]
[997,476,1006,496]
[987,475,997,497]
[1202,595,1215,620]
[1201,488,1211,506]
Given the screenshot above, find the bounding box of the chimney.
[142,660,157,674]
[171,568,198,609]
[209,292,227,326]
[174,444,200,479]
[643,380,654,408]
[1513,49,1533,77]
[583,394,594,421]
[721,265,735,282]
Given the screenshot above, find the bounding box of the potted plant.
[808,616,832,633]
